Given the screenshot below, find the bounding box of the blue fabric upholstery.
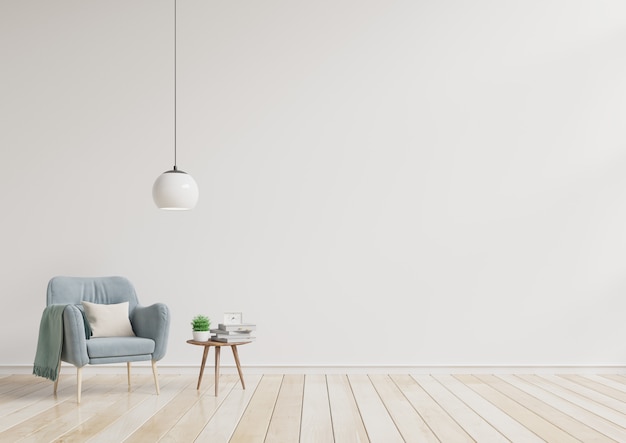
[47,276,140,312]
[132,304,170,361]
[61,305,89,367]
[46,276,170,368]
[89,354,154,365]
[86,337,155,359]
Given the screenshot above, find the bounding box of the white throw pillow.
[82,301,136,338]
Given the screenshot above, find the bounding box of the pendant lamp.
[153,0,199,210]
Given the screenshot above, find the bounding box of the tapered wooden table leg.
[197,345,210,390]
[214,346,221,396]
[231,345,246,390]
[187,340,251,396]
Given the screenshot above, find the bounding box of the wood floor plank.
[433,374,544,443]
[413,374,508,442]
[326,374,369,443]
[589,375,626,394]
[601,375,626,387]
[0,375,124,442]
[52,375,172,443]
[300,374,334,443]
[158,375,238,443]
[124,375,217,443]
[0,374,45,388]
[0,375,49,399]
[345,374,399,442]
[194,374,263,442]
[0,373,102,433]
[0,375,95,432]
[542,375,626,416]
[475,374,611,442]
[393,374,472,442]
[519,375,626,429]
[86,375,191,443]
[0,398,79,441]
[0,373,97,422]
[369,374,437,443]
[1,372,626,442]
[17,377,131,443]
[229,374,283,443]
[500,374,626,442]
[158,376,235,440]
[351,374,407,442]
[265,374,305,443]
[561,375,626,404]
[455,374,579,442]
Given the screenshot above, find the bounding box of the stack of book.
[211,323,256,343]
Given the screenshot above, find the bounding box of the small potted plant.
[191,315,211,341]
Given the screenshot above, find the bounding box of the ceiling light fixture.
[153,0,199,210]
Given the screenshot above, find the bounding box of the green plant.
[191,315,211,332]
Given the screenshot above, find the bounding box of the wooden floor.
[1,372,626,442]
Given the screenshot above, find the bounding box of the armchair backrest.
[47,276,139,314]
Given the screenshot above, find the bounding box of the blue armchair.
[47,276,170,403]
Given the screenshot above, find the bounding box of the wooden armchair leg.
[151,360,160,395]
[77,366,83,404]
[127,362,131,389]
[53,360,61,394]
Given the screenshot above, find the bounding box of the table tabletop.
[186,339,252,347]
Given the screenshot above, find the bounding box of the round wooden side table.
[186,339,251,396]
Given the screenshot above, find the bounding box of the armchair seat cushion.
[86,337,155,359]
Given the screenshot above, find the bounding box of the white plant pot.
[193,331,211,342]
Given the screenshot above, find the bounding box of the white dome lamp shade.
[153,167,199,210]
[153,0,199,210]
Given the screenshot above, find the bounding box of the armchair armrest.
[132,303,170,361]
[62,305,89,367]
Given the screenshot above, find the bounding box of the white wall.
[2,0,626,369]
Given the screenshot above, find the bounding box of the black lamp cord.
[173,0,178,171]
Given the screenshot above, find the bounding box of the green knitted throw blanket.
[33,305,66,382]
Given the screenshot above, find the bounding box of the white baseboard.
[4,364,626,375]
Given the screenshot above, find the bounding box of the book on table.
[210,329,252,336]
[211,323,256,342]
[212,336,256,343]
[217,323,256,332]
